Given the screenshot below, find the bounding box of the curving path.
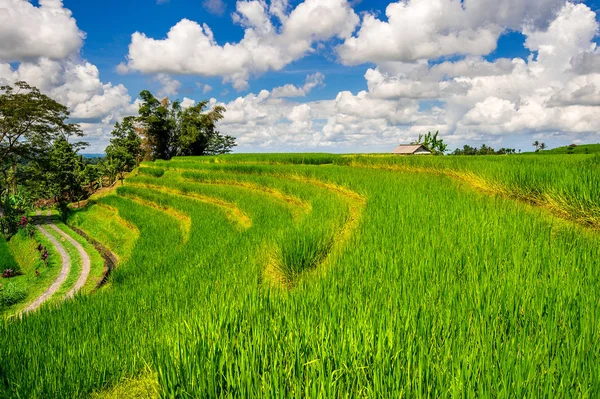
[23,211,91,313]
[49,224,91,299]
[23,224,71,313]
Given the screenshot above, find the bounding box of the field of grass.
[0,153,599,398]
[0,230,62,317]
[0,239,18,270]
[540,143,600,155]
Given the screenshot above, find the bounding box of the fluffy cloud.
[155,74,181,98]
[0,1,136,152]
[0,0,84,62]
[0,58,135,123]
[271,72,324,98]
[211,2,600,152]
[337,0,565,65]
[119,0,358,89]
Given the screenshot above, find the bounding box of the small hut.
[392,144,432,155]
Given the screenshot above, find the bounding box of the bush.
[0,282,27,307]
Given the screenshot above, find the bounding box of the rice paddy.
[1,153,599,398]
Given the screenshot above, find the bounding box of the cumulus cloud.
[0,0,84,62]
[181,97,196,108]
[0,1,137,152]
[155,74,181,98]
[211,2,600,152]
[0,58,136,123]
[337,0,566,65]
[271,72,325,98]
[119,0,359,89]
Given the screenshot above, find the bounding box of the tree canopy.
[0,81,82,194]
[137,90,234,160]
[413,131,447,155]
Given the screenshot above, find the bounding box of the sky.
[1,0,600,153]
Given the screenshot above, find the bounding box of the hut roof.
[392,144,432,154]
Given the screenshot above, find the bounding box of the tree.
[105,116,143,183]
[137,90,234,160]
[413,131,447,155]
[137,91,179,160]
[177,101,232,156]
[539,142,547,151]
[532,140,540,152]
[0,81,81,195]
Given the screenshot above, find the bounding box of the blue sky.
[3,0,600,153]
[68,0,598,103]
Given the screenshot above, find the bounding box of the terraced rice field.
[1,154,599,398]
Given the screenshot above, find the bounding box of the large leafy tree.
[105,116,143,183]
[178,100,232,156]
[137,91,178,160]
[0,81,81,194]
[137,90,234,160]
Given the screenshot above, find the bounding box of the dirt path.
[48,224,90,298]
[23,224,71,313]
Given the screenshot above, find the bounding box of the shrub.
[0,282,27,308]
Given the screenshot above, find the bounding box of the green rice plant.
[138,166,165,178]
[271,225,334,285]
[0,282,27,307]
[0,239,18,270]
[0,154,599,398]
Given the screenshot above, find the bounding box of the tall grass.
[0,154,599,398]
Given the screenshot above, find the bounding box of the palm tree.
[539,142,547,151]
[532,140,540,152]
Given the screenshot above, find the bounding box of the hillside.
[539,143,600,154]
[1,154,599,398]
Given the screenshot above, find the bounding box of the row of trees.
[0,81,235,237]
[451,144,517,155]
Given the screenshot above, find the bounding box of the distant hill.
[541,144,600,154]
[521,144,600,155]
[81,153,105,159]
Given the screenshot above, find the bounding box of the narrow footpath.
[22,223,71,313]
[48,224,91,299]
[22,211,91,313]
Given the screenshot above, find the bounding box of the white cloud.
[271,72,325,98]
[155,73,181,98]
[181,97,196,108]
[0,0,84,62]
[119,0,359,89]
[0,58,136,124]
[203,0,226,15]
[337,0,566,65]
[211,2,600,152]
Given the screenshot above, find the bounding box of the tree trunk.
[10,163,17,194]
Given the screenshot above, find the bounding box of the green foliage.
[0,81,82,195]
[452,144,516,155]
[105,116,144,183]
[532,140,547,152]
[273,226,334,283]
[538,143,600,155]
[137,90,234,160]
[0,282,27,308]
[1,154,600,398]
[0,190,33,238]
[413,131,447,154]
[138,167,165,178]
[0,239,18,270]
